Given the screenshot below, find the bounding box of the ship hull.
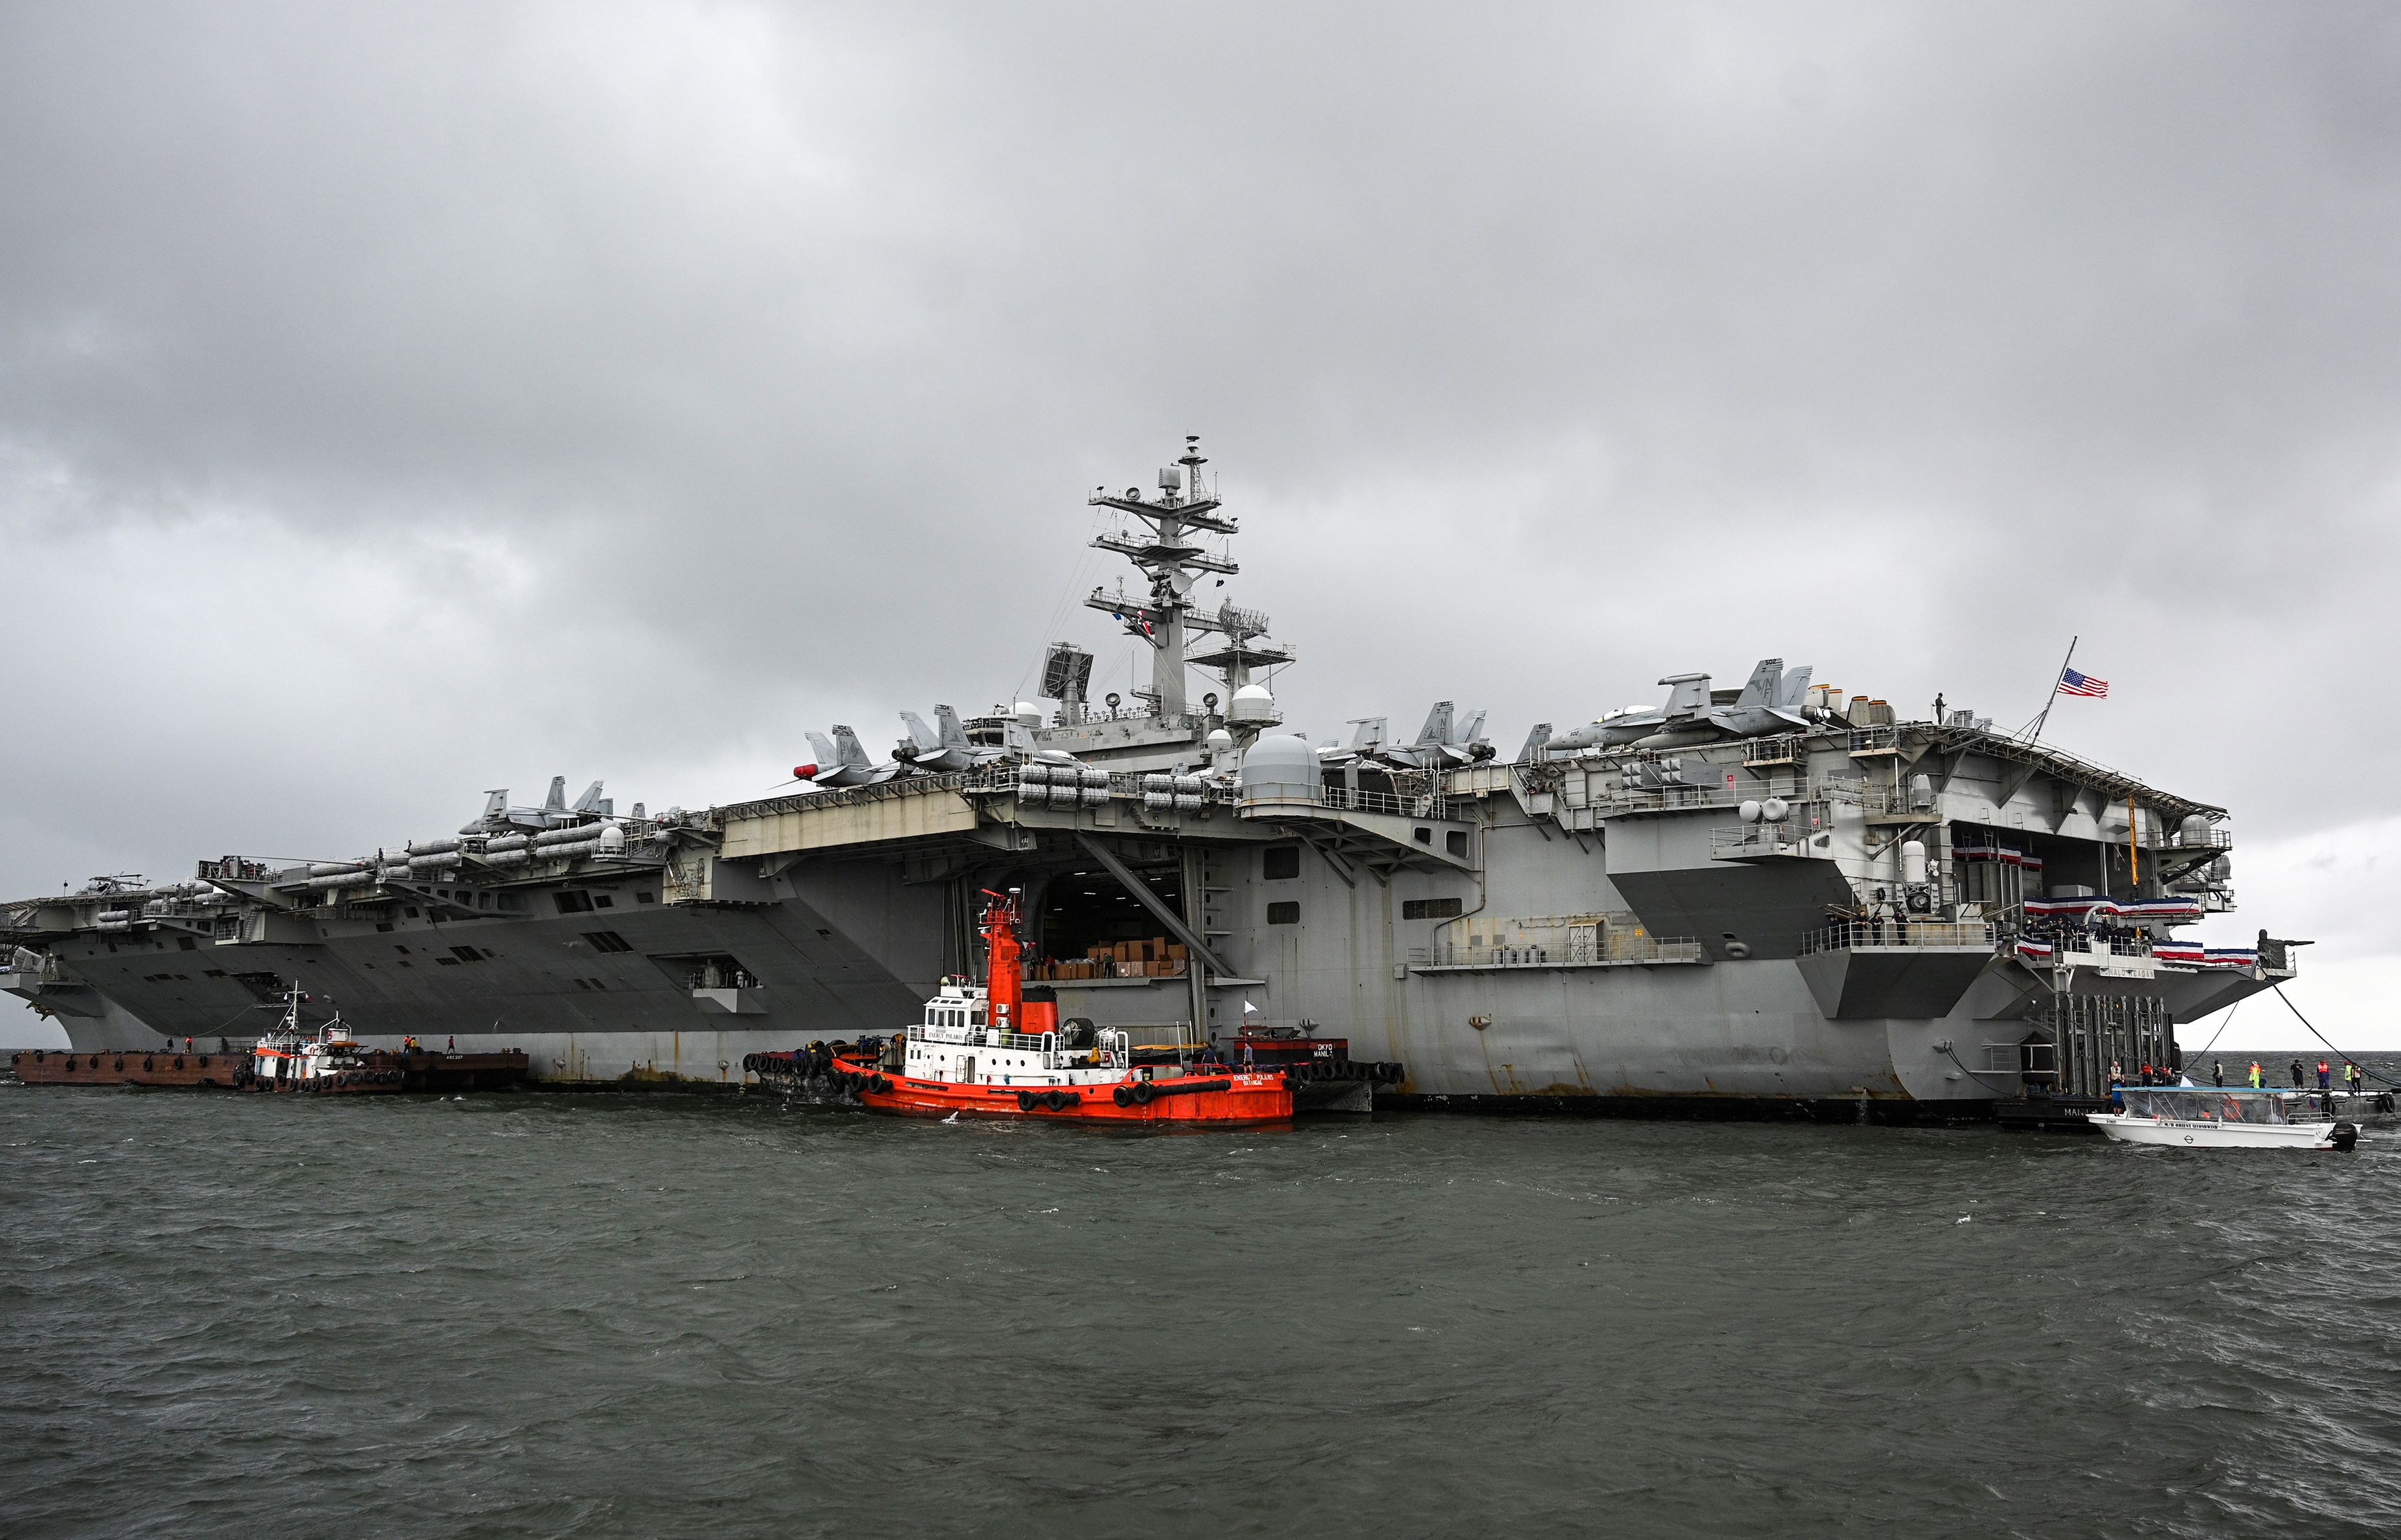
[30,898,2001,1110]
[10,747,2277,1116]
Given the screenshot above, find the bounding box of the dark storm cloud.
[6,2,2401,1039]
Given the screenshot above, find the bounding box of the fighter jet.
[1320,702,1494,769]
[1545,660,1829,755]
[794,726,905,788]
[1709,661,1816,739]
[459,777,614,833]
[892,704,1029,773]
[1315,716,1390,766]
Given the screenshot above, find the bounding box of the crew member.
[2318,1058,2332,1091]
[2247,1060,2264,1088]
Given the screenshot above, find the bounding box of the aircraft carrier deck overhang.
[711,766,1479,880]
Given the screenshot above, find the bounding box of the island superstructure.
[3,437,2295,1116]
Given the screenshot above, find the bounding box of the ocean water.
[6,1084,2399,1540]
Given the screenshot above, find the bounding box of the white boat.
[2089,1086,2358,1150]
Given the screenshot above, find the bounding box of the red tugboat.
[837,889,1292,1126]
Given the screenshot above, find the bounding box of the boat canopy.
[2118,1087,2318,1125]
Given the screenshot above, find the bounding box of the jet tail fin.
[1518,723,1553,763]
[805,731,837,764]
[934,704,969,749]
[1733,658,1783,709]
[1348,717,1388,751]
[900,711,939,751]
[571,780,604,814]
[1459,708,1487,746]
[1777,665,1814,710]
[830,726,871,766]
[542,776,567,812]
[479,789,507,823]
[1416,701,1454,746]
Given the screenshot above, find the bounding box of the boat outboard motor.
[2332,1122,2360,1153]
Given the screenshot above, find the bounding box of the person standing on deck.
[2346,1061,2365,1097]
[2290,1060,2306,1088]
[2248,1060,2264,1088]
[2211,1059,2224,1088]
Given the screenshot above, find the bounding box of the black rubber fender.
[1046,1089,1071,1111]
[1131,1080,1156,1105]
[1018,1091,1039,1111]
[1112,1084,1134,1107]
[869,1075,891,1095]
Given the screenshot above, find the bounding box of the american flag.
[2058,666,2108,698]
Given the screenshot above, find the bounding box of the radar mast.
[1084,436,1291,718]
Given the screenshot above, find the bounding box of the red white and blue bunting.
[2022,896,2204,923]
[1954,843,2044,871]
[2012,937,2254,968]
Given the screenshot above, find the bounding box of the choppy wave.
[5,1086,2398,1538]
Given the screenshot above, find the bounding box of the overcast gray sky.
[6,1,2396,1050]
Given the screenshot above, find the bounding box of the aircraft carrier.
[3,437,2299,1117]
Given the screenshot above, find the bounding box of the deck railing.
[1801,922,1994,955]
[1416,934,1703,967]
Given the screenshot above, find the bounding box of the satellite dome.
[1206,728,1235,753]
[1237,731,1318,804]
[1014,701,1043,729]
[1229,684,1276,724]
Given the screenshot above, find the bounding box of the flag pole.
[2028,635,2077,744]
